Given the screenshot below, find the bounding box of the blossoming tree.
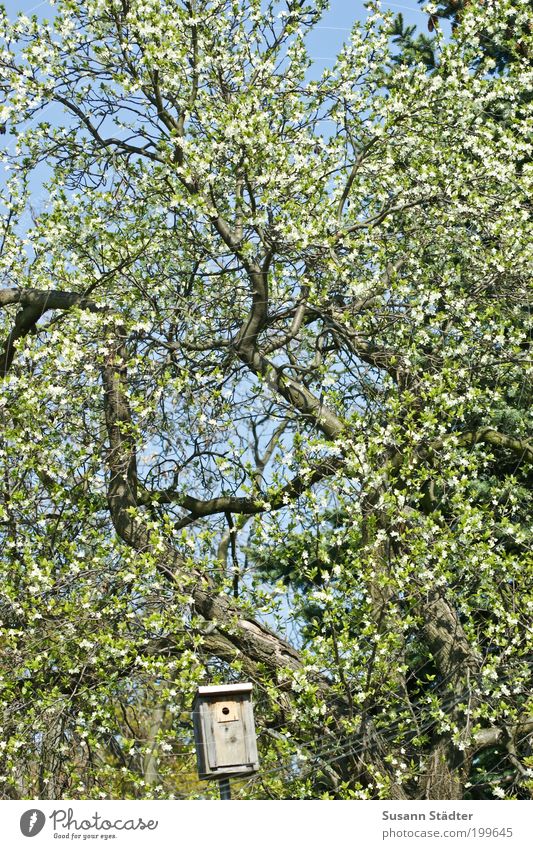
[0,0,531,800]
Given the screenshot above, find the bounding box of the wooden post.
[219,777,231,800]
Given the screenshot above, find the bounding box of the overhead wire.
[234,687,473,796]
[235,684,533,799]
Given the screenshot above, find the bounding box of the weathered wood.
[192,684,259,780]
[211,700,248,767]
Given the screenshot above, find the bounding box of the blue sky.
[308,0,429,69]
[0,0,433,205]
[0,0,433,136]
[2,0,431,52]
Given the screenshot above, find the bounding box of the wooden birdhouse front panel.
[192,683,259,780]
[210,698,247,767]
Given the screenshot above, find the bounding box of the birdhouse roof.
[196,682,253,697]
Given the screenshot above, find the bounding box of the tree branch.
[0,289,100,375]
[140,454,346,526]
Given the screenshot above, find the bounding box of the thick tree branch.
[473,717,533,750]
[234,342,346,439]
[0,289,100,374]
[139,454,346,525]
[101,332,307,683]
[421,590,481,681]
[469,428,533,465]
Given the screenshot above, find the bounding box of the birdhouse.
[192,683,259,780]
